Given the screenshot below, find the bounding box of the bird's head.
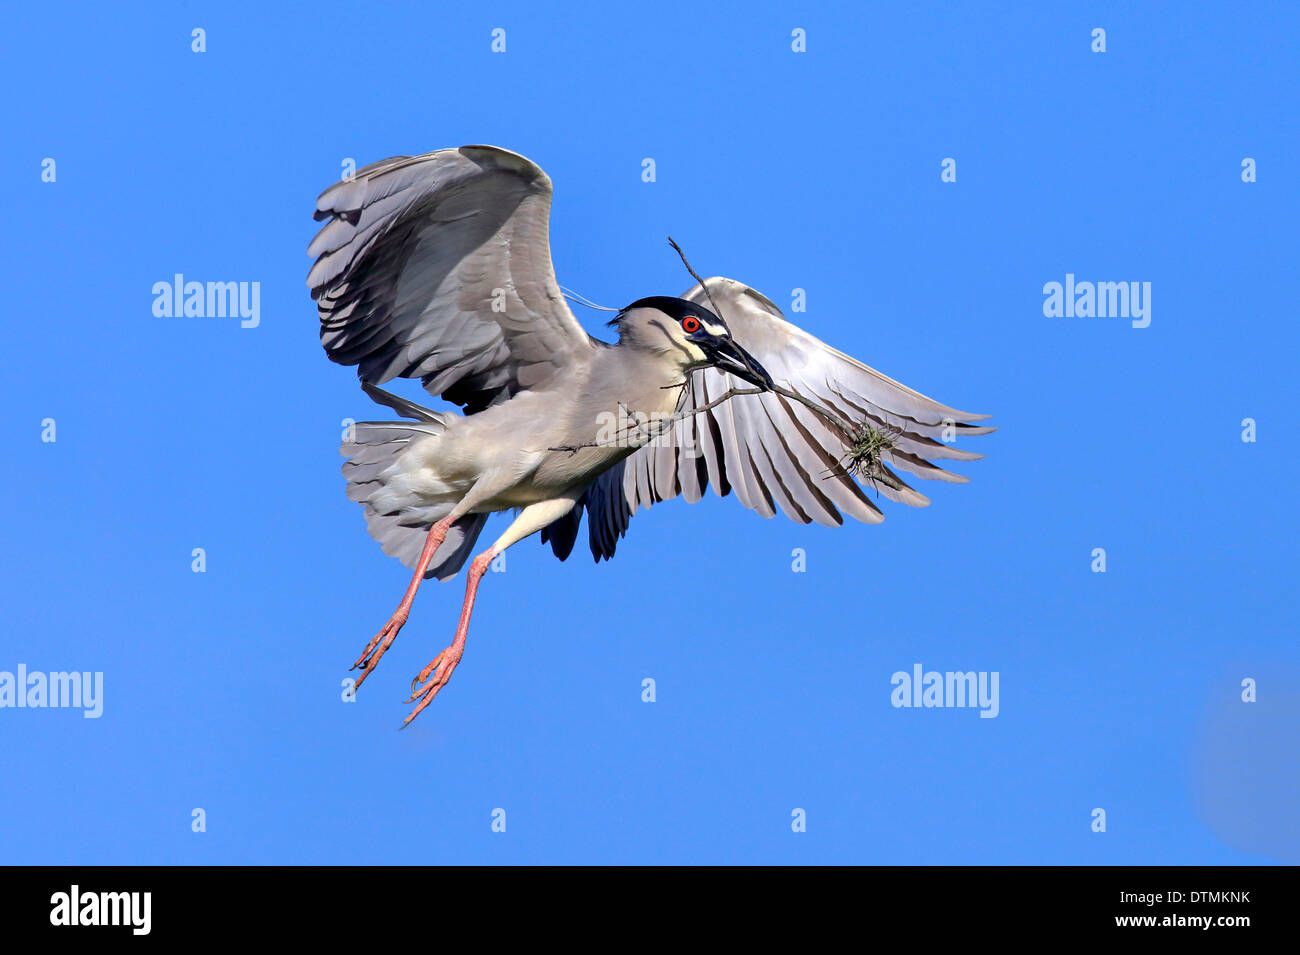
[613,296,775,390]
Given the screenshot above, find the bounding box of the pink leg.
[349,514,456,693]
[402,546,498,727]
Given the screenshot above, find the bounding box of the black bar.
[1,865,1286,940]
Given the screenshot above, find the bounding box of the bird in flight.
[307,145,992,726]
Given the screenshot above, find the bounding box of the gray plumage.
[309,145,991,581]
[309,144,993,724]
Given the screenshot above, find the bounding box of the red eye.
[682,316,701,333]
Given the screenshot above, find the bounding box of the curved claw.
[401,646,462,725]
[350,614,408,693]
[351,639,381,672]
[401,684,442,727]
[407,653,445,700]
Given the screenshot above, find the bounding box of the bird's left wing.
[307,145,596,413]
[580,276,993,560]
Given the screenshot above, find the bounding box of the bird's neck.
[603,345,690,418]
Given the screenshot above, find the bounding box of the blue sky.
[1,1,1296,864]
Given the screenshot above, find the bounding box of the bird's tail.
[341,416,487,580]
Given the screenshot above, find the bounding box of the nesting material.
[834,420,906,491]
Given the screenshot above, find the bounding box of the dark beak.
[705,338,776,391]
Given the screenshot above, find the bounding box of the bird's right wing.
[579,276,993,560]
[307,145,596,413]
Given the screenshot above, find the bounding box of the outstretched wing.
[307,145,595,413]
[576,276,993,560]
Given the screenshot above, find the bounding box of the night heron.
[307,145,993,725]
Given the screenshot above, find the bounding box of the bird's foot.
[402,642,464,727]
[349,610,408,692]
[347,518,453,695]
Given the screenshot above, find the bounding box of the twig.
[666,236,856,437]
[667,236,726,327]
[549,238,904,488]
[549,385,763,453]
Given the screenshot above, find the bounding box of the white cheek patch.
[682,340,708,361]
[699,320,727,337]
